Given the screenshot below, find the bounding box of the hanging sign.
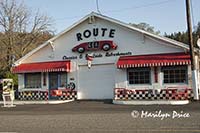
[86,53,93,69]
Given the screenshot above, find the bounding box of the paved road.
[0,100,200,133]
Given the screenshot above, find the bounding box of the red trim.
[50,89,76,97]
[12,60,71,73]
[114,87,192,100]
[117,52,191,68]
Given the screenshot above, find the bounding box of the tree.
[130,22,160,35]
[165,22,200,46]
[0,0,54,76]
[193,22,200,43]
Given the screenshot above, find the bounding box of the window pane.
[25,73,41,88]
[128,67,151,84]
[60,73,67,87]
[162,66,187,84]
[164,79,168,83]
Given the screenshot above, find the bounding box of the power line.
[103,0,174,14]
[96,0,101,14]
[54,0,175,22]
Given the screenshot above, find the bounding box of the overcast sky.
[24,0,200,35]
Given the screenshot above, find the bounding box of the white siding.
[18,74,24,91]
[22,17,185,64]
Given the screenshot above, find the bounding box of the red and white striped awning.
[12,60,71,73]
[117,52,191,68]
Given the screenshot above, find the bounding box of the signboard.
[63,51,132,60]
[76,28,116,41]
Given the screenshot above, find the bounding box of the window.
[49,73,67,89]
[128,67,151,84]
[60,73,67,87]
[162,65,187,84]
[25,73,41,88]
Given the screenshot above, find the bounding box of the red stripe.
[117,52,191,68]
[12,60,71,73]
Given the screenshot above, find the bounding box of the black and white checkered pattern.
[114,88,194,100]
[57,91,77,100]
[18,91,48,100]
[18,90,77,101]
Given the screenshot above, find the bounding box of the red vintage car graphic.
[72,40,117,53]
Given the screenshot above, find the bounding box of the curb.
[0,100,74,105]
[113,100,190,105]
[48,99,74,104]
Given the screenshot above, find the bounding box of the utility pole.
[186,0,199,100]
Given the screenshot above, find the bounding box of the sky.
[24,0,200,35]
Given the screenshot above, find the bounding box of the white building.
[12,12,199,101]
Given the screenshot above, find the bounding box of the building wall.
[18,72,49,91]
[22,17,184,65]
[18,74,24,91]
[115,66,191,91]
[16,16,191,99]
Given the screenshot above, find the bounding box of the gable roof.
[14,12,190,65]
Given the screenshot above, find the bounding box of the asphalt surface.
[0,100,200,133]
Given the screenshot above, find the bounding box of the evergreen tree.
[165,22,200,46]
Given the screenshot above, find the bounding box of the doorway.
[49,72,67,99]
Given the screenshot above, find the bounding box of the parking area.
[0,100,200,132]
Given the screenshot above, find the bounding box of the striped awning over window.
[117,52,191,68]
[12,60,71,73]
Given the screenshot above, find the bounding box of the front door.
[49,73,68,99]
[49,73,59,99]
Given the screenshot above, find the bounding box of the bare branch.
[0,0,54,72]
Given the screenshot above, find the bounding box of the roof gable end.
[14,12,189,65]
